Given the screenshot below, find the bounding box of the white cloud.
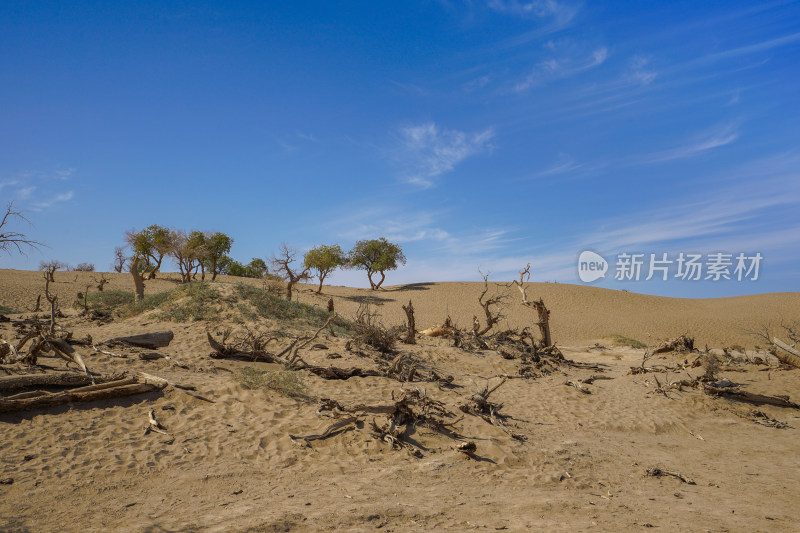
[54,168,75,181]
[0,179,19,193]
[31,191,74,211]
[488,0,577,27]
[634,123,740,164]
[514,47,609,93]
[398,122,495,188]
[630,55,657,86]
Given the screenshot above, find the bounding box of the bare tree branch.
[0,202,44,256]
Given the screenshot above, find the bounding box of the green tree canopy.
[348,238,406,290]
[304,244,346,293]
[125,224,173,278]
[204,232,233,280]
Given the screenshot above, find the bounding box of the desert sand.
[1,269,799,532]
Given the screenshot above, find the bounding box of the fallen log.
[773,338,800,369]
[0,382,162,413]
[703,385,799,408]
[0,372,115,391]
[302,366,383,380]
[105,331,174,349]
[289,416,358,443]
[646,467,695,485]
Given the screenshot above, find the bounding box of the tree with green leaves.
[304,244,346,294]
[204,232,233,280]
[125,224,173,279]
[170,230,203,283]
[348,238,406,290]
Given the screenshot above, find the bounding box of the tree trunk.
[130,256,145,302]
[367,270,376,290]
[286,280,294,301]
[317,273,326,294]
[532,298,552,347]
[374,271,386,290]
[402,300,416,344]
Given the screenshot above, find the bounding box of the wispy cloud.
[54,168,75,181]
[398,122,494,188]
[530,155,582,178]
[701,31,800,64]
[488,0,577,25]
[629,55,657,86]
[31,191,74,211]
[514,47,608,93]
[633,123,740,165]
[17,186,36,199]
[0,179,19,193]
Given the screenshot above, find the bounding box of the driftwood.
[646,467,695,484]
[511,264,552,347]
[476,271,508,336]
[773,338,800,369]
[0,382,162,413]
[703,385,798,408]
[401,300,416,345]
[302,366,383,380]
[0,372,122,391]
[105,331,174,349]
[138,372,215,403]
[652,335,695,355]
[293,390,461,457]
[289,416,358,443]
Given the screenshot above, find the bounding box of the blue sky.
[1,1,799,297]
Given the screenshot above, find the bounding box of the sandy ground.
[1,269,800,532]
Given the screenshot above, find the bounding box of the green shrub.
[235,367,306,398]
[233,283,343,329]
[157,282,221,322]
[82,290,171,318]
[602,334,647,349]
[0,304,18,314]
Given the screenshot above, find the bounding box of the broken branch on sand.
[772,337,800,369]
[0,381,163,413]
[646,467,695,484]
[703,385,799,408]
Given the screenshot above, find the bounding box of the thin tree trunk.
[130,256,145,302]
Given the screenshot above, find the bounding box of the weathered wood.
[303,366,383,380]
[401,300,416,345]
[703,385,799,408]
[773,338,800,369]
[289,416,358,442]
[0,372,96,391]
[0,382,160,413]
[106,331,174,349]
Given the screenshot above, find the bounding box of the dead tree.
[510,263,552,347]
[95,273,109,292]
[112,246,127,273]
[270,243,311,301]
[43,272,58,335]
[129,255,146,302]
[40,260,66,282]
[0,202,43,256]
[476,270,508,336]
[402,300,416,344]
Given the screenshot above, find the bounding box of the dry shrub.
[701,352,720,381]
[350,303,397,353]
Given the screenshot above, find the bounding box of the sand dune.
[1,269,799,531]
